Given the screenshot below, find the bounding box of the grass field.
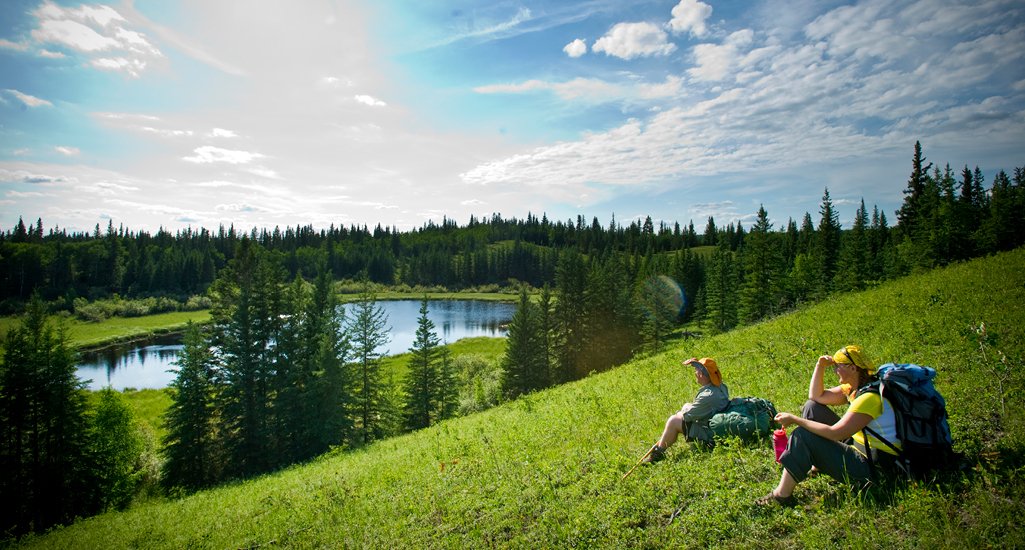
[0,310,212,352]
[14,249,1025,549]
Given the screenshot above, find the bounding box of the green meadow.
[0,310,212,352]
[16,249,1025,549]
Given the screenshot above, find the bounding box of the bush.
[455,354,504,416]
[183,295,211,311]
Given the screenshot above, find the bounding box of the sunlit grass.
[15,248,1025,550]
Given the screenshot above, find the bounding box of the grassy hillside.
[17,249,1025,549]
[0,310,212,352]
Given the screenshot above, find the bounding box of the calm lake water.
[76,299,516,391]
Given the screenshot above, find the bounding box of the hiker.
[756,345,901,506]
[643,357,729,463]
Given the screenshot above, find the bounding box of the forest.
[1,142,1024,536]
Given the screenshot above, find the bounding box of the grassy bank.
[0,310,212,352]
[16,249,1025,549]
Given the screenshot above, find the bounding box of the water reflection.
[75,299,516,391]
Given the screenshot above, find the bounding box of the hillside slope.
[19,249,1025,549]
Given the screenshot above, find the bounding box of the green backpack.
[709,397,779,440]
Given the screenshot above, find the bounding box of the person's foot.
[755,490,797,507]
[641,445,665,464]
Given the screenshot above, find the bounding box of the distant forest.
[0,142,1023,331]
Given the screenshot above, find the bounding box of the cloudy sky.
[1,0,1022,234]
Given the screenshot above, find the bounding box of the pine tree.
[308,293,352,452]
[347,276,390,444]
[897,141,933,238]
[403,296,442,431]
[554,249,587,383]
[162,322,218,493]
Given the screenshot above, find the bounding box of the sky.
[0,0,1023,235]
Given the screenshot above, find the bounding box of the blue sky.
[1,0,1023,234]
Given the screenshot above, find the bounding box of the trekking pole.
[621,445,656,481]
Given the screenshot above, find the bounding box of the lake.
[76,299,517,391]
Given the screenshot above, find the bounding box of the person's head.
[832,345,874,388]
[686,357,721,386]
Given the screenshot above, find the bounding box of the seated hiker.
[756,345,902,507]
[644,357,730,463]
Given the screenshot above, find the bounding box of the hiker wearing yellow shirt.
[756,345,902,506]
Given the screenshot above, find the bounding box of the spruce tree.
[834,200,871,292]
[738,205,780,322]
[162,321,218,493]
[815,188,842,296]
[501,288,546,398]
[347,276,390,444]
[554,249,587,383]
[0,296,90,534]
[704,239,738,333]
[403,296,442,431]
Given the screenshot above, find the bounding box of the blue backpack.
[860,363,959,479]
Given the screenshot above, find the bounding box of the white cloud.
[77,181,139,195]
[593,22,678,60]
[0,169,71,184]
[183,146,264,164]
[7,191,54,198]
[564,39,587,57]
[0,39,29,50]
[668,0,713,38]
[688,29,755,81]
[142,126,193,137]
[461,199,486,205]
[354,94,387,107]
[474,80,549,94]
[13,149,30,156]
[639,76,685,98]
[30,2,163,77]
[246,167,282,179]
[4,89,52,107]
[209,128,237,138]
[216,203,267,213]
[55,146,80,156]
[38,49,65,58]
[460,1,1025,194]
[474,78,623,102]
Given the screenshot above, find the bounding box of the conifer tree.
[501,288,546,398]
[347,276,390,444]
[308,294,352,452]
[162,321,218,493]
[834,200,871,292]
[815,188,842,296]
[704,239,738,333]
[739,205,780,322]
[554,249,587,383]
[0,295,90,534]
[403,296,443,430]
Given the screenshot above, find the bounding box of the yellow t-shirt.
[846,388,902,456]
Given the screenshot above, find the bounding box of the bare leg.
[773,468,799,498]
[657,414,685,449]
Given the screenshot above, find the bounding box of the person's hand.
[775,412,798,427]
[815,355,835,371]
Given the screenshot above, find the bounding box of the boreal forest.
[1,143,1024,535]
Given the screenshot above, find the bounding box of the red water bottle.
[773,428,788,463]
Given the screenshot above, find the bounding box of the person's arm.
[809,354,848,406]
[680,388,717,421]
[774,409,872,441]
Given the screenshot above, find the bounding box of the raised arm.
[809,354,848,406]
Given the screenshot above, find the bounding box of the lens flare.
[639,275,685,322]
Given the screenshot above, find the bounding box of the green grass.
[16,249,1025,549]
[341,292,519,303]
[0,310,212,352]
[382,336,507,381]
[122,388,175,443]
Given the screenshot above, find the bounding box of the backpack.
[860,363,959,479]
[710,397,778,441]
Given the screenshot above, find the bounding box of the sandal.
[755,491,798,507]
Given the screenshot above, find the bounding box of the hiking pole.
[621,445,656,481]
